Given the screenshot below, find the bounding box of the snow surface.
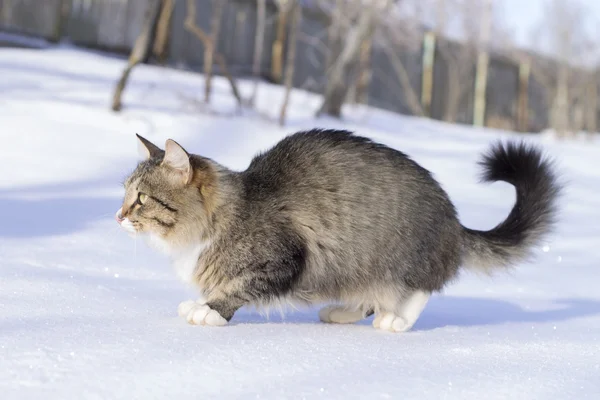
[1,46,599,400]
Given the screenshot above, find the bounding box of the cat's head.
[116,134,218,252]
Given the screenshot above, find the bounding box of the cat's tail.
[460,141,561,273]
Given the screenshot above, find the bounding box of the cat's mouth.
[115,208,137,236]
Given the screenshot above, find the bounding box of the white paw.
[184,303,227,326]
[375,312,411,332]
[177,300,197,317]
[177,297,207,318]
[319,305,364,324]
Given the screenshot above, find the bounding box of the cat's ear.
[162,139,192,184]
[136,134,163,160]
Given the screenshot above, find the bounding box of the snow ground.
[1,46,599,400]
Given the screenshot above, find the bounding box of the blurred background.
[1,0,599,136]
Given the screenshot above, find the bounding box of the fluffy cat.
[116,130,560,332]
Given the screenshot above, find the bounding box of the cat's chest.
[146,234,208,284]
[171,243,208,283]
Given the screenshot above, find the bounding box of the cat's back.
[241,129,424,196]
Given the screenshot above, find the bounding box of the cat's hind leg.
[319,305,374,324]
[373,290,430,332]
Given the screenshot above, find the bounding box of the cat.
[116,129,560,332]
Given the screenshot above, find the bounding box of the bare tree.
[112,0,162,112]
[438,0,478,123]
[346,35,372,105]
[250,0,267,105]
[184,0,242,107]
[279,1,301,125]
[318,0,392,118]
[374,3,425,116]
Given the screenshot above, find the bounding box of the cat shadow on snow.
[230,295,600,331]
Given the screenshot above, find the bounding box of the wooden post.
[586,71,598,136]
[204,0,225,103]
[473,0,493,127]
[516,59,530,132]
[279,1,300,126]
[250,0,267,105]
[271,1,289,83]
[473,52,489,127]
[420,31,436,117]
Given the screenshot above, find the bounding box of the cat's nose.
[115,209,124,224]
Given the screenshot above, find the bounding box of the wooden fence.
[1,0,597,133]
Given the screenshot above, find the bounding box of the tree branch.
[184,0,242,107]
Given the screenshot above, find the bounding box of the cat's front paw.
[183,303,227,326]
[177,296,208,317]
[177,299,201,317]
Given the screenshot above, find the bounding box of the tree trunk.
[111,0,162,112]
[250,0,267,105]
[204,0,226,103]
[279,2,300,126]
[318,4,380,118]
[152,0,175,64]
[348,36,372,105]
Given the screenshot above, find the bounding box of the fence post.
[271,1,289,83]
[586,70,598,135]
[473,51,489,127]
[420,31,435,118]
[473,0,493,127]
[52,0,71,42]
[516,58,530,132]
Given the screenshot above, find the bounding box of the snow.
[1,46,600,399]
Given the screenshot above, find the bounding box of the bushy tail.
[462,141,561,272]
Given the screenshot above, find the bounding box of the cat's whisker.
[102,225,122,250]
[85,210,119,223]
[96,212,115,218]
[133,233,138,277]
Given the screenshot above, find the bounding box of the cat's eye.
[137,193,148,205]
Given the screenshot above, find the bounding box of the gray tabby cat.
[116,129,560,332]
